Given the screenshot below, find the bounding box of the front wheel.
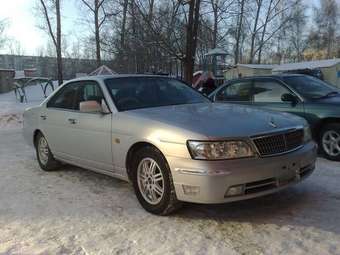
[320,123,340,161]
[131,146,181,215]
[35,132,61,171]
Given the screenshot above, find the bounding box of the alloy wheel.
[322,130,340,157]
[38,136,49,165]
[137,157,165,205]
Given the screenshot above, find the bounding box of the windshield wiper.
[318,91,339,99]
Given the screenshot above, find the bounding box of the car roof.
[65,74,175,84]
[225,74,308,83]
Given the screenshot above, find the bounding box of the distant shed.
[224,64,277,81]
[272,59,340,87]
[0,69,15,93]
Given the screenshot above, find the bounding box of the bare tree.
[80,0,112,67]
[38,0,63,85]
[7,39,26,56]
[184,0,201,83]
[248,0,263,63]
[313,0,339,58]
[234,0,245,64]
[0,19,8,51]
[288,0,307,61]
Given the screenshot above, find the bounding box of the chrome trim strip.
[250,126,304,139]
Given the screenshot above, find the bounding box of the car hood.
[127,103,305,139]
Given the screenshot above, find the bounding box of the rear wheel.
[131,146,181,215]
[320,123,340,161]
[35,132,61,171]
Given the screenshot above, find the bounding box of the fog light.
[225,185,244,197]
[182,185,200,196]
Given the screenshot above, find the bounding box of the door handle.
[40,115,47,120]
[67,118,77,124]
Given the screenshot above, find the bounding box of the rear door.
[252,78,305,118]
[213,79,254,106]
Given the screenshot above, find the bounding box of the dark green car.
[209,74,340,161]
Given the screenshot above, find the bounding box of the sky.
[0,0,84,55]
[0,0,327,56]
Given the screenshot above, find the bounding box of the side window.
[216,81,253,102]
[74,81,104,110]
[253,80,290,103]
[47,83,79,110]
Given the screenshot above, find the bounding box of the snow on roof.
[0,68,15,72]
[89,65,117,76]
[205,48,228,56]
[237,64,278,69]
[273,59,340,72]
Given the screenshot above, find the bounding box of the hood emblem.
[269,118,278,128]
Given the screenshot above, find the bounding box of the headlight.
[304,125,312,143]
[187,140,254,160]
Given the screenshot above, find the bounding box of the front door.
[43,82,79,158]
[67,81,113,172]
[42,81,113,172]
[252,78,305,119]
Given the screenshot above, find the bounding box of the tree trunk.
[184,0,201,84]
[56,0,63,85]
[257,0,273,64]
[95,0,101,67]
[212,0,218,49]
[249,0,262,64]
[120,0,128,49]
[235,0,245,64]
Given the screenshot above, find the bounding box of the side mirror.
[79,100,102,113]
[281,93,298,105]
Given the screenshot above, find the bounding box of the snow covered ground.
[0,85,340,254]
[0,84,53,130]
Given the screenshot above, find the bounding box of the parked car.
[283,68,324,80]
[209,74,340,161]
[23,75,317,215]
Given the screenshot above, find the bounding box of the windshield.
[105,77,210,111]
[283,75,339,99]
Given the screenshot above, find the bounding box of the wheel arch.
[125,141,165,181]
[33,129,43,147]
[314,118,340,138]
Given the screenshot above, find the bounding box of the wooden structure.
[0,69,15,93]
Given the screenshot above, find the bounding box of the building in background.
[224,64,277,80]
[0,54,115,81]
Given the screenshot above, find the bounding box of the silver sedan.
[23,75,317,215]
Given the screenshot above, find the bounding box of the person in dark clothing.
[200,71,217,95]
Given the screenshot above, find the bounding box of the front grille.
[253,129,304,157]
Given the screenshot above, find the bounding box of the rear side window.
[216,81,253,101]
[47,83,79,110]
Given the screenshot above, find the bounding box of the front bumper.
[167,141,317,204]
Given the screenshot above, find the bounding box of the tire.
[319,123,340,161]
[35,132,61,171]
[131,146,182,215]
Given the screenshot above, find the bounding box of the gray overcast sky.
[0,0,326,56]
